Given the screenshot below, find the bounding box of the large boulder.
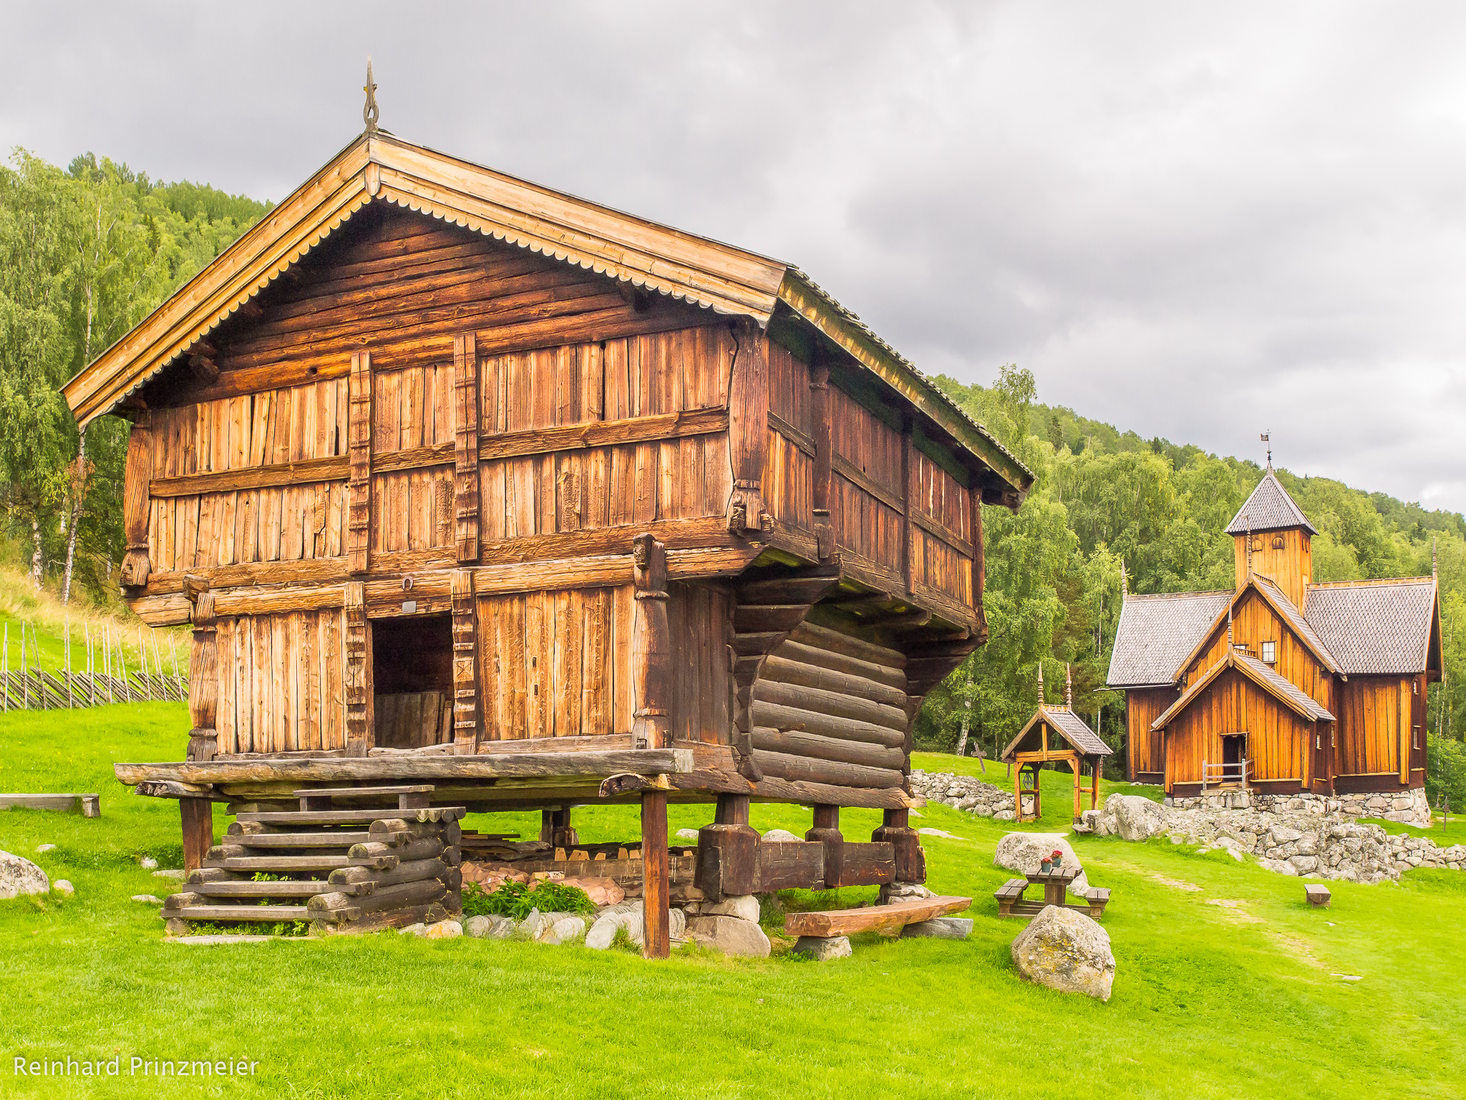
[1010,905,1115,1001]
[1107,794,1167,841]
[994,833,1090,896]
[0,851,49,899]
[686,914,771,957]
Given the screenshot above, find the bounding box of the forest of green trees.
[1,146,1461,807]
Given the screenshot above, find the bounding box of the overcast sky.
[4,3,1465,512]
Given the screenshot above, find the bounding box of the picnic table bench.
[994,867,1109,920]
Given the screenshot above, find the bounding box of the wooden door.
[1311,722,1331,793]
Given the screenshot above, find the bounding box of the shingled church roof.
[1226,467,1317,535]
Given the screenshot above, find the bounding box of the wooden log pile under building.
[64,116,1033,954]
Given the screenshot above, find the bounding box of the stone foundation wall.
[908,769,1463,884]
[1165,787,1430,827]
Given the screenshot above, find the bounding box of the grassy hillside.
[1,704,1462,1098]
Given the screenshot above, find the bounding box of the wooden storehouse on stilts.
[62,107,1031,952]
[1001,666,1112,822]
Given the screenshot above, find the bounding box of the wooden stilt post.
[695,794,758,901]
[1092,758,1101,810]
[807,804,844,889]
[632,533,671,958]
[540,807,577,848]
[179,797,214,873]
[185,581,218,763]
[641,790,670,959]
[873,807,925,886]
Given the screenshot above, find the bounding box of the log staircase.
[162,785,464,934]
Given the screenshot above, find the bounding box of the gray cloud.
[4,2,1465,510]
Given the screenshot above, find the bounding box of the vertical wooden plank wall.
[453,335,480,562]
[119,414,153,588]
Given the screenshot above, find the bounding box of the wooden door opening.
[1220,733,1247,787]
[371,614,454,749]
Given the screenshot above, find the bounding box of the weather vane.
[363,58,380,135]
[1260,430,1271,467]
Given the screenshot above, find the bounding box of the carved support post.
[450,568,479,755]
[901,417,916,599]
[809,357,833,561]
[806,804,844,889]
[631,534,670,751]
[726,319,769,536]
[186,583,217,762]
[346,350,373,574]
[119,413,152,590]
[344,581,372,756]
[453,334,481,562]
[540,807,578,848]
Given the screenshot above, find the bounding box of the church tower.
[1226,464,1316,608]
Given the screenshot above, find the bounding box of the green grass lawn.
[2,705,1463,1098]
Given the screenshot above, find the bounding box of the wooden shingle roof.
[1001,706,1113,761]
[1151,649,1334,732]
[1106,590,1232,688]
[1226,468,1317,535]
[61,130,1031,504]
[1304,578,1439,676]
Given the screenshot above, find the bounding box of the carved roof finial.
[1065,663,1073,709]
[1037,662,1045,708]
[1261,430,1272,469]
[363,58,380,136]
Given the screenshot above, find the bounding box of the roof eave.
[776,270,1033,508]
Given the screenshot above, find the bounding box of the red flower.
[1051,850,1063,859]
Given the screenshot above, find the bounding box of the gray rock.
[1289,855,1319,874]
[917,828,963,840]
[52,879,74,896]
[540,916,587,945]
[994,833,1090,896]
[140,856,159,871]
[884,882,935,901]
[760,829,801,843]
[131,894,163,905]
[464,914,515,939]
[1010,905,1115,1001]
[686,914,771,957]
[35,843,56,854]
[517,907,549,940]
[399,923,428,937]
[585,914,621,950]
[702,894,760,922]
[902,917,973,939]
[426,920,463,939]
[152,869,186,881]
[1107,794,1167,841]
[623,906,688,948]
[675,828,701,841]
[793,935,852,960]
[0,851,49,899]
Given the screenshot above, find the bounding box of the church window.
[1260,640,1276,664]
[1271,534,1285,549]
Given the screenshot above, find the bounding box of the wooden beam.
[347,350,373,574]
[450,569,479,754]
[784,894,969,938]
[810,358,834,559]
[453,333,480,562]
[119,413,152,589]
[114,748,696,787]
[727,320,769,535]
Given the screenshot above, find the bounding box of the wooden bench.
[784,895,971,938]
[0,793,100,817]
[995,878,1110,920]
[1305,884,1331,908]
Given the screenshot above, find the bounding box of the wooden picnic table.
[995,867,1110,921]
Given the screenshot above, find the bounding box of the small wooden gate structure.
[1002,666,1111,822]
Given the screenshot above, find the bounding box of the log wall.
[749,620,909,789]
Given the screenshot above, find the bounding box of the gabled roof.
[1107,590,1232,688]
[1226,467,1317,535]
[1151,649,1334,733]
[1001,706,1113,761]
[61,130,1031,503]
[1304,578,1440,676]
